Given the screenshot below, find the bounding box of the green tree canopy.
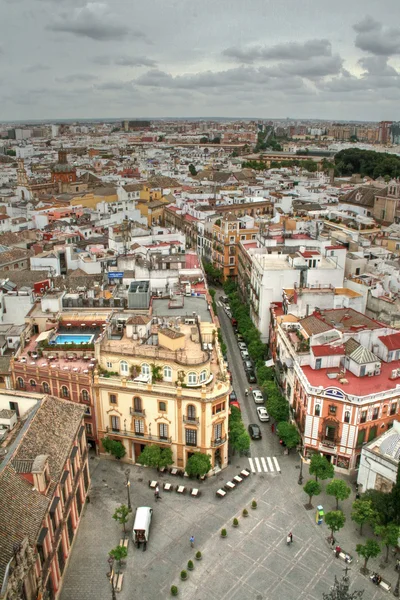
[101,437,126,459]
[137,445,174,470]
[109,545,128,572]
[374,523,400,563]
[361,489,395,526]
[188,163,197,176]
[113,504,130,534]
[277,422,300,449]
[334,148,400,178]
[351,499,377,535]
[356,539,381,571]
[309,453,334,482]
[185,452,212,478]
[303,479,322,507]
[326,479,351,510]
[325,510,346,542]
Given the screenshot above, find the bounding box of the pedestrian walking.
[289,532,293,544]
[154,485,161,501]
[271,423,275,434]
[190,535,195,548]
[335,545,341,558]
[245,388,249,397]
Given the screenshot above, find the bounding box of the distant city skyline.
[1,0,400,121]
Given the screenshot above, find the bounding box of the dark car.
[248,423,262,440]
[246,370,257,384]
[229,390,237,402]
[243,359,253,371]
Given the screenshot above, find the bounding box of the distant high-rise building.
[378,121,393,144]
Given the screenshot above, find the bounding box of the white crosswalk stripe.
[248,456,281,474]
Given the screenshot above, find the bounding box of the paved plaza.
[60,452,396,600]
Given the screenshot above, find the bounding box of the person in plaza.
[245,388,249,396]
[335,545,341,558]
[190,535,195,548]
[154,485,161,501]
[271,423,275,434]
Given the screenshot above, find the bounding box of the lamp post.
[394,568,400,597]
[125,468,132,512]
[298,444,304,486]
[107,557,117,600]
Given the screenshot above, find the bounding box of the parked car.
[243,359,253,371]
[230,399,241,411]
[241,350,249,360]
[256,406,270,422]
[246,370,257,384]
[248,423,262,440]
[236,334,244,342]
[231,318,238,327]
[238,342,247,351]
[252,390,264,404]
[229,390,237,402]
[221,296,229,304]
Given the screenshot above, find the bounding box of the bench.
[119,538,129,549]
[113,573,124,592]
[216,488,227,498]
[224,481,235,491]
[233,475,243,484]
[240,469,250,478]
[176,485,186,494]
[148,480,158,488]
[369,574,391,592]
[333,549,353,564]
[190,488,201,497]
[163,482,172,491]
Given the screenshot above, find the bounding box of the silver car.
[256,406,270,422]
[252,390,264,404]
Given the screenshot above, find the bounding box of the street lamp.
[298,444,304,486]
[125,468,132,512]
[107,557,117,600]
[394,568,400,597]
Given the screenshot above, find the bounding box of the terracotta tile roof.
[299,315,333,336]
[311,344,345,357]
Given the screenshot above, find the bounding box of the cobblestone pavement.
[60,453,397,600]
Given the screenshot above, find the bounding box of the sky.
[1,0,400,121]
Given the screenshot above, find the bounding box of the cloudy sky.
[1,0,400,121]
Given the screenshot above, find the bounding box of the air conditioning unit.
[374,370,381,376]
[368,372,374,377]
[391,369,398,379]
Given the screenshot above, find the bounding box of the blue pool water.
[53,334,94,345]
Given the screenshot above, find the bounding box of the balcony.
[211,435,227,447]
[106,426,172,444]
[183,415,199,424]
[129,407,146,417]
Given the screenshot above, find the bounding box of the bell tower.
[17,159,28,186]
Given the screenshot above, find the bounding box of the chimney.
[32,454,50,493]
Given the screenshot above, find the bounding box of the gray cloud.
[93,55,157,67]
[354,17,400,56]
[222,39,332,64]
[22,63,50,72]
[47,2,138,41]
[353,16,381,33]
[56,73,98,82]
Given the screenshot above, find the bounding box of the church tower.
[17,159,29,186]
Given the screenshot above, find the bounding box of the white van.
[133,506,153,551]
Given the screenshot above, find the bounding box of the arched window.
[42,382,50,393]
[133,396,142,413]
[187,405,196,421]
[315,404,321,417]
[187,372,197,385]
[82,390,89,402]
[120,361,129,375]
[17,377,24,389]
[199,370,207,383]
[61,386,69,398]
[163,366,172,381]
[141,363,150,377]
[30,379,36,387]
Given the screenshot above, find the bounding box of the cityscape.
[1,2,400,600]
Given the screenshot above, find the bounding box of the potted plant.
[171,585,178,596]
[221,528,227,538]
[251,500,257,509]
[180,570,188,581]
[232,517,239,528]
[242,508,249,517]
[187,560,194,571]
[195,551,202,561]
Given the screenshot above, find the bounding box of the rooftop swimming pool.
[52,334,94,345]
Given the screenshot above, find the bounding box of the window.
[199,370,207,383]
[329,405,337,415]
[325,426,336,441]
[390,402,397,415]
[229,236,235,243]
[360,365,366,377]
[212,402,225,415]
[120,361,128,375]
[360,410,367,424]
[240,235,245,241]
[185,429,197,447]
[141,363,150,377]
[42,382,50,393]
[82,390,89,402]
[9,401,19,417]
[85,423,93,435]
[133,396,142,413]
[106,361,113,369]
[134,419,144,435]
[368,426,377,442]
[229,257,235,265]
[314,404,321,417]
[159,401,166,412]
[372,407,379,420]
[355,267,361,276]
[163,366,172,381]
[30,379,36,387]
[187,372,197,385]
[159,423,168,439]
[214,423,222,441]
[109,394,117,404]
[344,411,350,423]
[111,416,120,431]
[286,383,292,400]
[315,358,322,370]
[17,377,24,389]
[187,405,196,420]
[61,386,69,398]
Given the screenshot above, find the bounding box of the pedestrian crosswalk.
[248,456,281,474]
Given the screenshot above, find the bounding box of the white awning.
[265,359,275,368]
[36,329,54,343]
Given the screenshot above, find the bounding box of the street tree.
[326,479,351,510]
[322,575,364,600]
[351,499,377,535]
[109,545,128,573]
[277,422,300,450]
[374,523,400,563]
[185,452,212,478]
[235,431,251,455]
[325,510,346,542]
[303,479,321,508]
[112,504,130,534]
[309,453,334,482]
[137,445,173,470]
[362,489,395,526]
[188,163,197,176]
[356,539,381,572]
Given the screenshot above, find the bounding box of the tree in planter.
[185,452,211,478]
[151,364,163,382]
[101,437,126,460]
[326,479,351,510]
[309,453,334,482]
[137,445,173,470]
[325,510,346,542]
[351,499,376,535]
[109,545,128,573]
[188,164,197,177]
[356,538,381,573]
[374,523,400,563]
[113,504,130,534]
[277,422,300,451]
[303,480,321,509]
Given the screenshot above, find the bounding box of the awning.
[265,359,275,368]
[36,329,54,343]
